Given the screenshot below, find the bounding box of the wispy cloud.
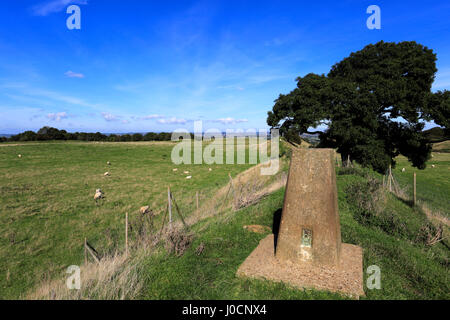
[157,117,187,124]
[141,114,164,120]
[3,83,102,110]
[212,117,248,125]
[0,82,27,89]
[101,112,119,122]
[31,0,87,16]
[217,85,245,91]
[47,112,68,121]
[163,2,217,51]
[65,70,85,78]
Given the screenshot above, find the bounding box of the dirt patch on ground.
[237,234,364,298]
[243,225,272,234]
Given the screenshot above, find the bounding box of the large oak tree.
[267,41,449,173]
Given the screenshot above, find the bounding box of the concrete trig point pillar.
[276,148,341,266]
[237,148,364,297]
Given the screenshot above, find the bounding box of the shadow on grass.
[394,195,414,208]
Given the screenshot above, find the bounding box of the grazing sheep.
[401,168,405,172]
[172,168,178,172]
[140,206,150,215]
[107,161,111,165]
[94,189,103,200]
[186,176,192,179]
[431,164,436,168]
[208,168,212,172]
[18,154,22,158]
[183,171,189,174]
[104,172,110,176]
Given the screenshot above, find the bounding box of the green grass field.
[393,141,450,217]
[0,140,448,299]
[0,141,254,299]
[135,167,449,300]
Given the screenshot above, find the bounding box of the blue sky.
[0,0,449,133]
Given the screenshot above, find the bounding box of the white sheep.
[401,168,405,172]
[18,154,22,158]
[208,168,212,172]
[104,172,110,176]
[186,176,192,179]
[107,161,111,165]
[431,164,436,168]
[184,171,189,174]
[173,168,178,172]
[140,206,150,214]
[94,189,103,200]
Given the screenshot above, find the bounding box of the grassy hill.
[134,163,449,300]
[0,140,255,298]
[432,140,450,153]
[393,144,450,218]
[423,127,448,143]
[0,140,448,299]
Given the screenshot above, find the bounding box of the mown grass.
[139,188,345,300]
[1,140,449,299]
[136,167,448,300]
[0,141,256,299]
[392,144,450,217]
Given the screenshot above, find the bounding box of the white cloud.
[8,85,100,109]
[217,85,245,91]
[65,71,85,78]
[101,112,119,122]
[246,75,288,84]
[158,117,187,124]
[47,112,68,122]
[212,117,248,125]
[141,114,164,120]
[31,0,87,16]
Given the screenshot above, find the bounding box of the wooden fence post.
[413,172,417,206]
[168,187,172,226]
[171,192,188,228]
[196,191,199,210]
[84,237,87,264]
[158,203,169,237]
[389,165,392,192]
[125,212,128,257]
[228,173,236,204]
[85,241,100,263]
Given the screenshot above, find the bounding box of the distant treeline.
[0,126,178,143]
[3,126,445,144]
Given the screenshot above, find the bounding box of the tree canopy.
[267,41,449,173]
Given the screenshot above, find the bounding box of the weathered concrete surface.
[237,148,364,297]
[237,234,364,298]
[276,148,341,266]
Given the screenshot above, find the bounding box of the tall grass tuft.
[28,252,145,300]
